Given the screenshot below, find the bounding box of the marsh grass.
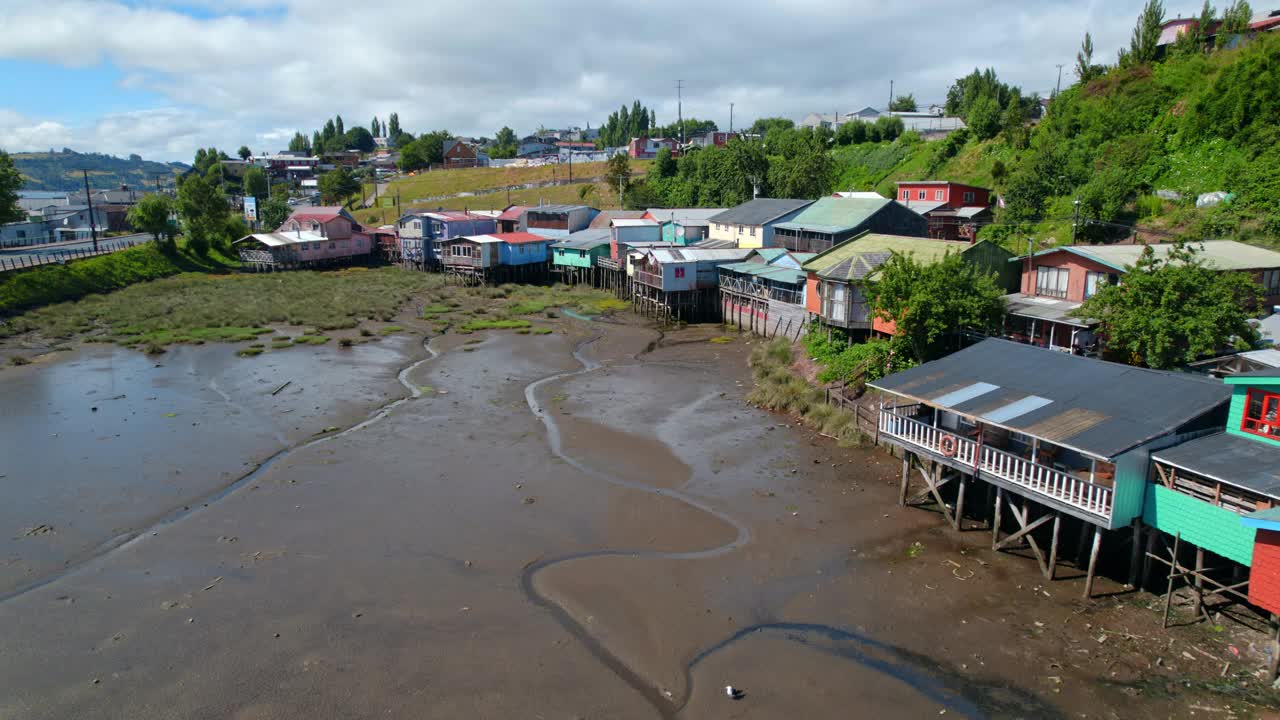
[748,339,866,447]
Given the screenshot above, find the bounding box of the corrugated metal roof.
[1153,432,1280,500]
[648,247,752,264]
[690,238,739,249]
[448,234,504,245]
[802,233,971,277]
[526,204,589,214]
[815,251,894,281]
[1003,293,1093,326]
[235,231,327,247]
[551,229,611,250]
[497,206,531,221]
[613,218,658,227]
[1018,241,1280,272]
[773,197,892,234]
[707,198,814,226]
[588,210,646,229]
[646,208,726,226]
[869,338,1232,459]
[490,232,547,245]
[718,262,806,286]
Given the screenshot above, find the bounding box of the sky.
[0,0,1162,163]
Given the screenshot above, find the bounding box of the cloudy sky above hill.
[0,0,1162,161]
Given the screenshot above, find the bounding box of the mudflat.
[0,316,1248,718]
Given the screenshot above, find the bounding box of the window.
[1084,271,1118,298]
[1242,389,1280,440]
[934,190,944,201]
[737,225,743,235]
[674,267,686,278]
[16,230,24,239]
[1035,265,1069,298]
[1264,270,1280,295]
[750,226,757,237]
[900,190,909,200]
[329,242,336,250]
[917,190,926,200]
[963,191,975,203]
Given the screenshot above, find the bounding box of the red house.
[442,139,486,169]
[279,206,365,241]
[628,137,679,159]
[895,181,993,241]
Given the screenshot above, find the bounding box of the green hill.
[830,32,1280,251]
[12,149,189,192]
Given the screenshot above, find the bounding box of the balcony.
[597,257,621,271]
[719,275,802,305]
[878,409,1113,521]
[635,269,663,288]
[443,254,483,267]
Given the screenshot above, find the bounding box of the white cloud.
[0,0,1153,161]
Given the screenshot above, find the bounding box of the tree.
[836,119,869,145]
[966,95,1002,140]
[727,138,769,199]
[889,94,918,112]
[243,165,269,200]
[0,151,22,225]
[343,127,376,153]
[869,252,1006,362]
[604,152,631,198]
[1072,243,1262,369]
[318,168,360,204]
[126,194,175,244]
[1218,0,1253,46]
[371,116,381,138]
[874,115,905,142]
[237,146,252,160]
[749,117,795,137]
[388,113,401,139]
[177,175,227,256]
[311,131,322,155]
[1128,0,1166,66]
[1075,32,1104,83]
[397,130,450,171]
[491,126,518,159]
[288,132,311,154]
[1174,1,1214,54]
[651,146,677,180]
[335,114,344,138]
[259,195,290,230]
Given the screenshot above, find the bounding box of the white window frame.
[934,190,944,201]
[917,190,926,200]
[1035,265,1070,299]
[963,191,976,203]
[1264,269,1280,294]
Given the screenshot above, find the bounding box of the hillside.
[13,149,189,192]
[830,32,1280,252]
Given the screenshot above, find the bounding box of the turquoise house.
[643,208,724,246]
[551,229,611,270]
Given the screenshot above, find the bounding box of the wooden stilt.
[1047,512,1061,581]
[1082,525,1103,598]
[992,487,1003,550]
[1162,533,1182,626]
[953,474,966,531]
[1269,616,1280,682]
[1129,520,1144,588]
[1193,547,1206,617]
[899,453,910,506]
[1142,526,1159,590]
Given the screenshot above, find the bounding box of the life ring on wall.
[939,435,957,457]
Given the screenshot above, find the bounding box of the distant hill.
[12,149,190,192]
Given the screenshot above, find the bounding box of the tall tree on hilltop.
[243,165,269,200]
[388,113,401,139]
[335,115,344,137]
[1076,32,1104,82]
[311,131,322,155]
[1127,0,1166,65]
[1218,0,1253,46]
[0,151,25,224]
[288,132,310,154]
[237,145,252,160]
[370,116,380,138]
[1072,242,1261,369]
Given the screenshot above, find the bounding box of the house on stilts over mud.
[717,248,815,340]
[631,246,752,324]
[871,339,1232,598]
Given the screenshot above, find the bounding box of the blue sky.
[0,0,1150,162]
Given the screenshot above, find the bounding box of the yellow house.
[707,198,815,249]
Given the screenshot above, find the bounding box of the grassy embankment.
[746,338,865,447]
[0,241,239,318]
[3,262,629,357]
[355,160,651,227]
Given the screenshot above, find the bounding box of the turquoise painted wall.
[1110,449,1148,528]
[1226,386,1249,439]
[1143,484,1256,565]
[553,248,592,268]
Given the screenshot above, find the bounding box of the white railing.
[597,257,621,270]
[878,410,1112,519]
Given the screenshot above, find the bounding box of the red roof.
[287,206,348,223]
[493,232,546,245]
[497,206,530,222]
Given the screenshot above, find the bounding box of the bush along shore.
[746,338,867,447]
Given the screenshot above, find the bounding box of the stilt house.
[718,248,816,337]
[771,197,928,254]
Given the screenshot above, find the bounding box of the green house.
[1148,369,1280,566]
[551,229,611,269]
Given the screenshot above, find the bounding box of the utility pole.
[618,174,625,209]
[676,79,684,145]
[1072,196,1081,243]
[1055,64,1065,96]
[82,169,99,252]
[889,80,894,110]
[729,103,734,134]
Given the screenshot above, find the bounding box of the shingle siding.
[1143,484,1256,565]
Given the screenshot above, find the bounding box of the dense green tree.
[869,252,1006,362]
[490,126,518,159]
[237,145,252,160]
[889,94,918,112]
[343,127,376,153]
[766,132,834,200]
[597,101,660,147]
[177,175,227,256]
[371,116,381,138]
[604,152,632,197]
[1072,242,1262,368]
[0,151,22,225]
[749,117,794,137]
[945,68,1019,121]
[1217,0,1252,46]
[311,131,322,156]
[966,95,1002,140]
[397,130,450,171]
[1174,1,1214,55]
[242,165,269,201]
[874,115,905,142]
[318,168,360,204]
[192,147,228,177]
[388,113,401,139]
[1075,31,1104,83]
[651,146,677,180]
[288,132,311,154]
[835,119,868,145]
[335,115,344,138]
[259,194,290,230]
[126,194,175,244]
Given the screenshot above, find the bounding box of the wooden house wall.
[961,240,1019,292]
[500,242,548,266]
[553,248,592,268]
[860,202,929,238]
[1249,530,1280,614]
[1143,484,1256,565]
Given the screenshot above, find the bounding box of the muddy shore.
[0,313,1272,718]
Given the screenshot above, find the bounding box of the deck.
[878,409,1114,524]
[635,269,663,289]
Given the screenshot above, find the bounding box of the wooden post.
[954,475,966,531]
[1142,526,1159,591]
[899,453,910,506]
[1083,525,1103,598]
[1047,512,1061,581]
[1163,532,1182,626]
[991,487,1003,550]
[1269,616,1280,682]
[1129,520,1144,588]
[1193,547,1206,617]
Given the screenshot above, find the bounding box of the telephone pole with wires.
[676,79,684,145]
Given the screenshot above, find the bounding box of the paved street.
[0,234,151,271]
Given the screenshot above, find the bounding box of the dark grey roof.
[551,229,611,250]
[869,338,1231,459]
[1235,367,1280,379]
[708,198,814,226]
[525,204,589,214]
[1152,432,1280,499]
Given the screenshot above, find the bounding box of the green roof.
[719,261,806,286]
[755,248,788,262]
[773,197,890,234]
[802,232,975,281]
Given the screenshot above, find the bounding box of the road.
[0,233,151,271]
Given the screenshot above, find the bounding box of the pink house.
[234,207,372,270]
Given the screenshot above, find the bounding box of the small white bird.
[725,685,744,700]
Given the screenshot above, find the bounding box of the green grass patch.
[709,336,734,344]
[532,327,553,335]
[459,319,531,331]
[237,347,264,357]
[515,328,531,334]
[421,305,450,315]
[378,325,404,335]
[291,334,331,345]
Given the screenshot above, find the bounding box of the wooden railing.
[443,254,483,267]
[635,269,663,288]
[719,275,803,305]
[597,257,621,271]
[878,410,1112,519]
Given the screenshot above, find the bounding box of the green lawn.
[355,181,625,227]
